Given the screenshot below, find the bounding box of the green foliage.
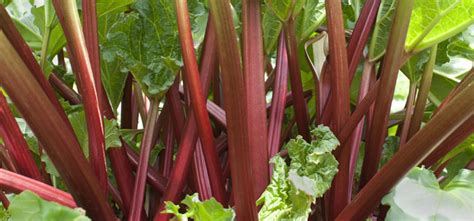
[437,24,474,64]
[401,49,430,82]
[295,0,326,42]
[368,0,397,61]
[370,0,474,61]
[163,193,235,221]
[439,135,474,184]
[382,167,474,221]
[406,0,474,52]
[262,5,283,55]
[101,0,207,97]
[257,125,339,221]
[6,0,65,63]
[97,0,135,111]
[0,204,10,220]
[7,191,90,221]
[262,0,325,54]
[0,0,11,6]
[264,0,296,21]
[68,110,122,157]
[380,136,400,167]
[445,26,474,60]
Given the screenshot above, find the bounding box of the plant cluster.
[0,0,472,220]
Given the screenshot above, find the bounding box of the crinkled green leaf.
[368,0,397,61]
[163,193,235,221]
[96,0,135,111]
[257,156,298,220]
[257,125,339,221]
[102,0,206,97]
[382,167,474,221]
[68,110,122,157]
[8,191,90,221]
[406,0,474,52]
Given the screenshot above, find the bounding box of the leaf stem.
[284,18,311,141]
[0,169,76,208]
[129,98,161,221]
[242,0,269,198]
[52,0,107,192]
[208,0,259,218]
[407,45,437,138]
[0,93,42,181]
[359,0,414,189]
[268,32,289,159]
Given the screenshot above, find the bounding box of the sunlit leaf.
[8,191,90,221]
[163,193,235,221]
[406,0,474,52]
[382,167,474,221]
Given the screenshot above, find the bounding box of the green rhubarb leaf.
[257,125,339,221]
[257,156,298,220]
[96,0,135,111]
[295,0,326,42]
[440,135,474,184]
[370,0,474,61]
[102,0,206,97]
[98,13,127,112]
[96,0,135,18]
[6,0,65,60]
[382,167,474,221]
[264,0,294,22]
[437,24,474,63]
[379,136,400,167]
[428,73,458,106]
[101,2,177,98]
[262,5,283,55]
[163,193,235,221]
[262,0,325,54]
[8,191,90,221]
[68,110,122,157]
[406,0,474,52]
[31,0,65,57]
[401,49,430,82]
[368,0,397,61]
[6,0,43,50]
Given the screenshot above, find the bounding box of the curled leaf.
[257,125,339,221]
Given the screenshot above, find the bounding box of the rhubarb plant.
[0,0,473,220]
